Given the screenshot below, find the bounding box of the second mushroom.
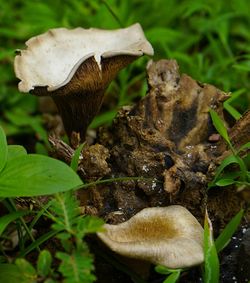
[97,205,204,269]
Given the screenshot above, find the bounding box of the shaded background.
[0,0,249,151]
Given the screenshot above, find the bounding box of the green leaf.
[7,145,27,161]
[57,251,95,283]
[203,210,220,283]
[90,110,117,129]
[77,215,104,238]
[0,126,8,173]
[155,265,173,275]
[208,154,240,188]
[145,27,182,44]
[70,143,84,172]
[50,192,79,233]
[15,258,37,281]
[0,256,6,263]
[0,210,29,236]
[155,265,182,282]
[163,270,181,283]
[19,230,58,258]
[223,103,242,120]
[37,250,52,277]
[215,209,244,253]
[0,154,82,197]
[0,264,30,283]
[223,90,244,120]
[233,63,250,72]
[215,179,236,186]
[44,279,56,283]
[209,109,231,147]
[238,142,250,153]
[5,110,49,145]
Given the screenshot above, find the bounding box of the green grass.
[0,0,249,141]
[209,109,249,189]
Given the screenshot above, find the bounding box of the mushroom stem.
[53,89,104,141]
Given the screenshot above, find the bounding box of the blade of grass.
[73,176,155,191]
[209,109,232,150]
[70,143,85,172]
[28,202,52,231]
[0,211,29,236]
[5,199,39,252]
[215,209,244,253]
[163,270,181,283]
[203,209,219,283]
[18,230,58,257]
[101,0,124,27]
[208,154,239,188]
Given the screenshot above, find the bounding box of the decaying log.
[50,59,248,231]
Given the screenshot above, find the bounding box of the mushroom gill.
[97,205,204,269]
[14,23,153,142]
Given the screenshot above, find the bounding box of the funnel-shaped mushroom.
[97,205,204,269]
[14,23,153,141]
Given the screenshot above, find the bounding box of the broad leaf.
[0,210,29,236]
[0,126,7,173]
[7,145,27,161]
[203,210,219,283]
[215,209,243,253]
[37,250,52,277]
[15,258,37,281]
[0,154,82,197]
[0,264,30,283]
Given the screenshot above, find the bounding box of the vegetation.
[0,0,249,282]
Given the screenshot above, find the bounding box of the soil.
[48,59,249,282]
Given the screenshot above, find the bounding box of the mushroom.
[97,205,204,269]
[14,23,153,142]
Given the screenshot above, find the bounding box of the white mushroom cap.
[97,205,204,269]
[14,23,153,93]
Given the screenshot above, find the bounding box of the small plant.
[155,265,182,283]
[202,209,244,283]
[0,126,83,198]
[0,192,104,283]
[47,191,104,283]
[209,109,249,189]
[0,126,104,282]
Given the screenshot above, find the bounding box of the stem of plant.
[7,198,40,252]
